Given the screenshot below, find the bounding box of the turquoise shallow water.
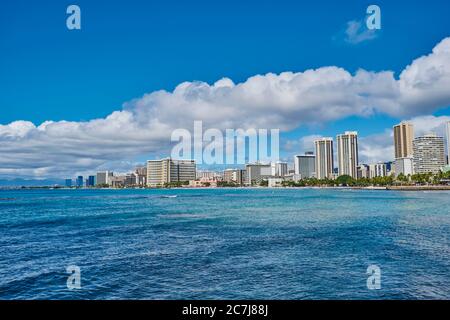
[0,188,449,299]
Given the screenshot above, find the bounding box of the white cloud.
[284,135,322,154]
[1,38,450,179]
[344,20,378,44]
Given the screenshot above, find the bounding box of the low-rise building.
[223,169,246,185]
[394,157,414,176]
[268,178,284,188]
[369,163,387,178]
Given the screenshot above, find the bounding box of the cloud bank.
[1,38,450,178]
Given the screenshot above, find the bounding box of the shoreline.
[2,185,450,191]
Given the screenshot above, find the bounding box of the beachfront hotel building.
[337,131,359,179]
[96,171,113,186]
[271,161,288,177]
[294,152,316,179]
[412,134,446,174]
[394,157,414,177]
[446,121,450,164]
[314,138,334,179]
[223,169,246,185]
[357,164,369,179]
[245,163,272,185]
[394,122,414,159]
[369,163,387,178]
[147,158,196,187]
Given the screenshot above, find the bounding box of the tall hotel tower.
[314,138,334,179]
[447,121,450,165]
[337,131,359,178]
[394,122,414,158]
[147,158,196,187]
[413,134,446,174]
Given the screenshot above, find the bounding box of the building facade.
[294,152,315,179]
[394,122,414,159]
[413,134,446,174]
[369,163,387,178]
[96,171,113,186]
[146,158,196,187]
[245,163,272,185]
[394,157,414,177]
[87,175,96,187]
[76,176,84,187]
[223,169,246,185]
[357,164,369,179]
[447,121,450,165]
[135,166,147,186]
[271,161,288,177]
[337,131,358,179]
[314,138,334,179]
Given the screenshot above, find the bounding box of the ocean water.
[0,188,449,300]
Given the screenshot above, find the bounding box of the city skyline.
[60,119,450,188]
[1,2,450,182]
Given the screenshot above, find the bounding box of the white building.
[357,164,370,179]
[271,161,288,177]
[337,131,359,178]
[314,138,334,179]
[369,163,387,178]
[294,152,315,179]
[394,157,414,177]
[147,158,196,187]
[223,169,246,185]
[413,134,446,174]
[96,171,113,186]
[446,121,450,165]
[245,163,272,185]
[196,170,222,180]
[268,178,284,188]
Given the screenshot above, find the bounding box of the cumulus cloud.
[1,38,450,178]
[284,135,322,154]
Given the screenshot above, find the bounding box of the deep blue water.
[0,188,449,299]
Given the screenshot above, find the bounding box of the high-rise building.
[76,176,84,188]
[369,163,387,178]
[245,163,272,185]
[96,171,113,186]
[413,134,446,174]
[446,121,450,164]
[271,161,288,177]
[294,152,315,179]
[337,131,358,178]
[87,175,96,187]
[394,122,414,159]
[146,158,196,187]
[135,166,147,186]
[65,179,73,187]
[314,138,334,179]
[124,173,137,186]
[394,157,414,176]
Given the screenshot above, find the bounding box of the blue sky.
[1,0,450,179]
